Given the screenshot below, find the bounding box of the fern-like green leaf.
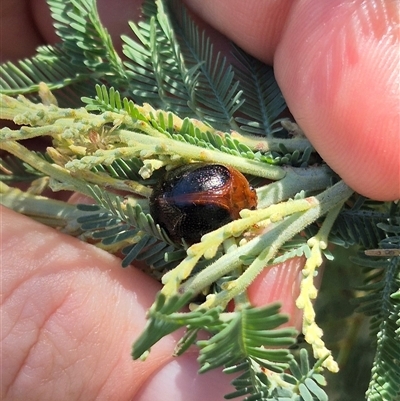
[1,0,129,105]
[47,0,127,81]
[0,155,43,182]
[331,207,391,248]
[122,0,244,128]
[0,45,94,103]
[170,5,244,129]
[197,303,296,374]
[225,349,328,401]
[132,291,223,359]
[122,0,198,114]
[354,225,400,401]
[76,187,178,267]
[232,46,287,137]
[224,359,272,400]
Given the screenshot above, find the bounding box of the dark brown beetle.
[150,163,257,244]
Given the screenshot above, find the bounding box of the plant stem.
[256,165,334,207]
[0,140,93,196]
[118,129,286,180]
[0,182,84,232]
[182,181,354,306]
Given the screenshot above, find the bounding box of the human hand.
[1,1,398,400]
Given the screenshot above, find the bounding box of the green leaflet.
[353,218,400,400]
[224,349,329,401]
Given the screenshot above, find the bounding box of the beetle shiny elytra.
[150,163,257,244]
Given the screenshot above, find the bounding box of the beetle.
[149,163,257,244]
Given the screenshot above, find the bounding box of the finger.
[275,0,399,201]
[184,0,293,65]
[0,206,178,400]
[247,257,306,329]
[0,0,45,62]
[134,352,234,401]
[185,0,400,201]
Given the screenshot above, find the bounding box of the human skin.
[1,0,399,400]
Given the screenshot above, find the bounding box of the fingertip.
[274,0,399,200]
[30,0,58,45]
[134,352,232,401]
[184,0,293,64]
[247,257,305,329]
[0,0,44,62]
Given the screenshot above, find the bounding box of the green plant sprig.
[0,181,86,232]
[1,91,285,181]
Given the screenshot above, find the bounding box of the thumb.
[274,0,399,201]
[185,0,399,200]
